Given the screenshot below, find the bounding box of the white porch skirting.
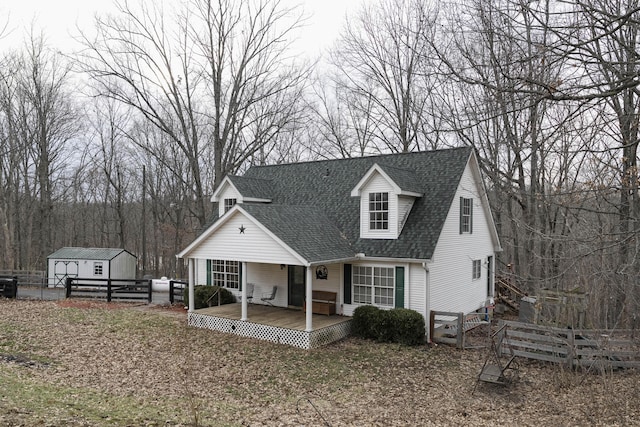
[188,311,352,349]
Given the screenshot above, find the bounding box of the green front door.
[288,265,305,307]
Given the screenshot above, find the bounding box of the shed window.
[224,198,237,213]
[93,262,103,276]
[211,260,239,289]
[369,192,389,230]
[472,259,481,280]
[353,266,394,307]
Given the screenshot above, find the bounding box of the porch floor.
[190,303,352,349]
[194,303,349,330]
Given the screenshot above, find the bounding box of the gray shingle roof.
[241,204,354,263]
[375,164,422,195]
[227,176,273,200]
[236,146,473,261]
[48,247,135,261]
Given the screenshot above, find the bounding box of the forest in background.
[1,0,640,329]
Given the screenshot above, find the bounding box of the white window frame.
[93,262,103,276]
[461,197,472,233]
[224,198,237,213]
[472,259,481,280]
[211,260,239,289]
[369,192,389,230]
[353,265,395,307]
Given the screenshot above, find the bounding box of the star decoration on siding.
[239,224,246,234]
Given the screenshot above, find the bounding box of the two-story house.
[177,146,501,348]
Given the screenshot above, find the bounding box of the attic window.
[224,198,237,213]
[369,192,389,230]
[460,197,473,233]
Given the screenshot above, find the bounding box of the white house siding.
[187,212,302,266]
[245,262,288,307]
[359,173,399,239]
[407,263,427,318]
[217,184,242,217]
[397,197,415,232]
[428,161,494,316]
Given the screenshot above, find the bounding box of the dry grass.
[0,299,639,426]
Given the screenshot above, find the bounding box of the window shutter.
[459,197,463,234]
[395,267,405,308]
[343,264,352,304]
[206,260,212,286]
[239,261,243,291]
[469,201,473,234]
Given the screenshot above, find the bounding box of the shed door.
[288,265,305,307]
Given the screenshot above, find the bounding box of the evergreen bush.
[191,285,236,309]
[389,308,426,346]
[352,305,380,340]
[352,305,426,346]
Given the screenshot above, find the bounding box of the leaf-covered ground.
[0,299,638,426]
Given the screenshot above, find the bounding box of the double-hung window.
[369,192,389,230]
[353,266,394,307]
[211,260,239,289]
[472,259,481,280]
[224,198,237,213]
[460,197,473,233]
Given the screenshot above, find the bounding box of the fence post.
[107,279,112,302]
[456,312,464,349]
[429,311,435,343]
[169,280,175,304]
[147,279,152,303]
[65,277,72,298]
[566,327,575,369]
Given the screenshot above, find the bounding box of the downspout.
[423,261,431,342]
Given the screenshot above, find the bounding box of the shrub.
[374,309,395,343]
[191,285,236,309]
[389,308,426,346]
[352,305,426,346]
[352,305,380,340]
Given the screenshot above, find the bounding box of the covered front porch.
[189,303,352,349]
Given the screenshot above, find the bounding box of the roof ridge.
[247,146,471,170]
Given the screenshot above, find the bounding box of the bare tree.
[76,0,311,227]
[328,0,442,153]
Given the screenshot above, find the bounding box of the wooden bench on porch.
[307,290,337,316]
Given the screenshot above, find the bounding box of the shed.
[47,247,137,287]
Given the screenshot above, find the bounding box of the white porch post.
[241,262,248,321]
[305,267,313,332]
[188,258,195,312]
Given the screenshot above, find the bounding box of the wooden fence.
[498,320,640,370]
[430,310,489,349]
[0,270,45,287]
[65,277,152,303]
[169,280,187,304]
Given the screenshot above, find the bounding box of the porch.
[189,303,352,349]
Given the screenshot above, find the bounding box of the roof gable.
[350,163,422,197]
[211,175,272,203]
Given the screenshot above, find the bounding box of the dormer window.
[369,192,389,230]
[224,198,237,213]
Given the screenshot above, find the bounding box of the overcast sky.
[2,0,368,57]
